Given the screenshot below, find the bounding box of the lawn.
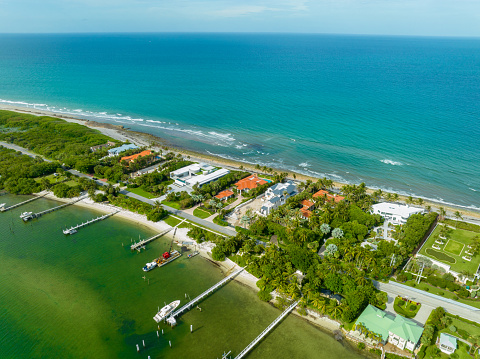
[441,314,480,340]
[161,200,181,210]
[127,187,157,199]
[193,208,212,219]
[426,341,472,359]
[444,240,464,256]
[418,225,479,273]
[393,297,421,318]
[163,215,182,227]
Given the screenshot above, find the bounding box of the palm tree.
[311,294,327,313]
[439,207,446,221]
[392,193,399,202]
[327,301,344,320]
[454,211,463,228]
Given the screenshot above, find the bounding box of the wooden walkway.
[234,300,300,359]
[24,196,87,221]
[0,194,46,212]
[130,219,186,251]
[63,210,119,235]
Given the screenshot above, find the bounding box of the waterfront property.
[438,333,457,354]
[234,174,268,194]
[313,190,345,203]
[169,163,229,188]
[215,190,234,201]
[300,199,314,219]
[259,181,296,216]
[108,143,138,156]
[355,305,424,351]
[120,150,152,166]
[371,202,424,225]
[90,141,115,152]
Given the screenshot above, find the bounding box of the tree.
[454,211,463,228]
[332,228,344,239]
[439,207,446,221]
[325,244,338,257]
[320,223,331,235]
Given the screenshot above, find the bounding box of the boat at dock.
[142,261,157,272]
[188,251,199,258]
[20,212,34,221]
[0,203,5,208]
[156,250,181,267]
[153,300,180,323]
[63,228,77,235]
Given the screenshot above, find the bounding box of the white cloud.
[209,0,308,17]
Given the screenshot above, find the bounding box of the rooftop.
[121,150,152,163]
[108,143,138,154]
[215,190,234,199]
[356,305,424,344]
[372,203,423,218]
[313,190,345,202]
[439,333,457,349]
[235,174,268,191]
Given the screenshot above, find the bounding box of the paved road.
[374,280,480,323]
[0,141,52,162]
[70,170,237,236]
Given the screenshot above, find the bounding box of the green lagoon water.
[0,194,367,359]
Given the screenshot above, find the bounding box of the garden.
[393,297,421,318]
[418,224,480,274]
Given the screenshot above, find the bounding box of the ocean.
[0,194,366,358]
[0,33,479,209]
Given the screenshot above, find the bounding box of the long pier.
[24,196,87,221]
[0,194,46,212]
[166,267,246,325]
[63,210,119,235]
[130,218,186,251]
[234,300,300,359]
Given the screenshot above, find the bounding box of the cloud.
[209,0,308,17]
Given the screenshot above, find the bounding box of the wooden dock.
[23,196,87,221]
[130,219,186,251]
[0,194,46,212]
[63,210,119,235]
[233,299,300,359]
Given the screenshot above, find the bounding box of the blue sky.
[0,0,479,36]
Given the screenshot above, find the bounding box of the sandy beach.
[3,103,479,222]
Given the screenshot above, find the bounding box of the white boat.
[63,228,77,235]
[142,261,157,272]
[20,212,34,221]
[153,300,180,323]
[0,203,5,208]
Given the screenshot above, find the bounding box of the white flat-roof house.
[170,163,228,188]
[259,181,297,216]
[371,202,424,225]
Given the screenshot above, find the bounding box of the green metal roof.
[356,305,424,344]
[439,333,457,349]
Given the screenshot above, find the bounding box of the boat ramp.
[63,210,119,235]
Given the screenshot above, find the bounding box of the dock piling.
[169,340,171,348]
[136,344,140,352]
[190,325,193,333]
[142,340,145,348]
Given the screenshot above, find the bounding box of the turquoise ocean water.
[0,34,479,208]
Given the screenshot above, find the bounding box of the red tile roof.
[301,199,314,209]
[235,174,268,191]
[121,150,152,164]
[313,190,345,202]
[215,190,234,200]
[300,208,313,218]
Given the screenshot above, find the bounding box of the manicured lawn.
[163,215,182,227]
[161,200,181,210]
[442,314,480,340]
[193,208,212,219]
[444,240,464,256]
[393,297,420,318]
[428,341,472,359]
[127,187,157,199]
[419,225,479,273]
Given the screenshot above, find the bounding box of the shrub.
[457,288,469,297]
[409,304,417,311]
[439,292,444,296]
[213,215,229,226]
[357,342,366,350]
[257,290,272,302]
[450,353,458,359]
[449,325,457,332]
[398,300,406,307]
[425,287,429,291]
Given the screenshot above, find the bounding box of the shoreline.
[36,192,344,335]
[2,104,479,220]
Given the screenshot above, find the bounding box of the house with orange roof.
[215,190,234,201]
[121,150,152,166]
[313,190,345,203]
[235,174,268,193]
[300,199,314,219]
